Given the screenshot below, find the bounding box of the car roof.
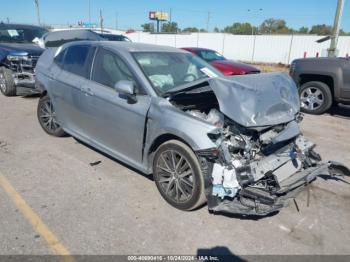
[0,23,46,30]
[64,40,187,53]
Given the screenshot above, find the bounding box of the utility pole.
[88,0,91,25]
[100,9,103,33]
[206,11,211,32]
[34,0,41,26]
[328,0,345,57]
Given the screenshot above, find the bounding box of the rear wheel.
[153,140,206,211]
[300,81,332,115]
[0,67,16,96]
[37,95,66,137]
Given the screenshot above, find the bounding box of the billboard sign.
[149,11,169,21]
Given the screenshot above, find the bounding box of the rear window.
[62,45,95,78]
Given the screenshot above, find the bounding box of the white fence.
[125,32,350,64]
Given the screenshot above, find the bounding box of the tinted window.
[63,45,95,78]
[98,34,132,42]
[92,48,135,88]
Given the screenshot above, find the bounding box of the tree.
[213,27,220,33]
[161,22,178,33]
[224,22,254,35]
[298,26,309,34]
[340,29,350,36]
[183,27,199,33]
[199,28,207,32]
[259,18,292,34]
[141,23,154,32]
[309,24,332,35]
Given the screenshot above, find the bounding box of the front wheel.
[153,140,206,211]
[37,95,66,137]
[0,67,16,96]
[300,81,332,115]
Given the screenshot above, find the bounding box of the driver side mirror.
[114,80,135,95]
[114,80,137,103]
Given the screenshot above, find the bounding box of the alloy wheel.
[0,72,6,93]
[300,87,325,111]
[38,98,61,133]
[155,150,195,203]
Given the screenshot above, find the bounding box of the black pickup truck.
[0,23,47,96]
[290,57,350,114]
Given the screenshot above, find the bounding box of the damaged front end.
[5,52,40,95]
[169,73,350,216]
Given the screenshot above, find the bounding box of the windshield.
[133,52,222,93]
[198,50,226,62]
[0,27,48,43]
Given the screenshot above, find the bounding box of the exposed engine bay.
[168,74,350,216]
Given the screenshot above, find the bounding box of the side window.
[53,48,66,68]
[91,48,137,90]
[62,45,95,78]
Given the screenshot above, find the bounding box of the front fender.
[143,99,218,173]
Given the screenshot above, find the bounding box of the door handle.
[81,87,94,96]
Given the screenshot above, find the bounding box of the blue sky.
[1,0,349,31]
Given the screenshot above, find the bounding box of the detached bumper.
[207,162,349,216]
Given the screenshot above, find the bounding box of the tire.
[37,95,66,137]
[300,81,332,115]
[0,67,16,96]
[153,140,206,211]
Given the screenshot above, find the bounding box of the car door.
[78,47,152,167]
[50,44,96,135]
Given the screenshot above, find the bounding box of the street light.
[247,8,263,35]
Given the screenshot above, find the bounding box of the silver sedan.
[35,41,349,216]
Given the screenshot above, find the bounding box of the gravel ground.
[0,94,350,257]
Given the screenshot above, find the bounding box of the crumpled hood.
[208,72,300,127]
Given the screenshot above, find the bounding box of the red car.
[181,47,260,76]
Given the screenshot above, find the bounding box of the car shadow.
[327,104,350,119]
[21,93,41,99]
[73,137,154,182]
[317,174,350,185]
[210,210,280,220]
[197,246,246,262]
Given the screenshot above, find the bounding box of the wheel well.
[299,74,334,98]
[147,134,193,171]
[148,134,191,155]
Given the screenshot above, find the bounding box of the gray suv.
[35,41,349,216]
